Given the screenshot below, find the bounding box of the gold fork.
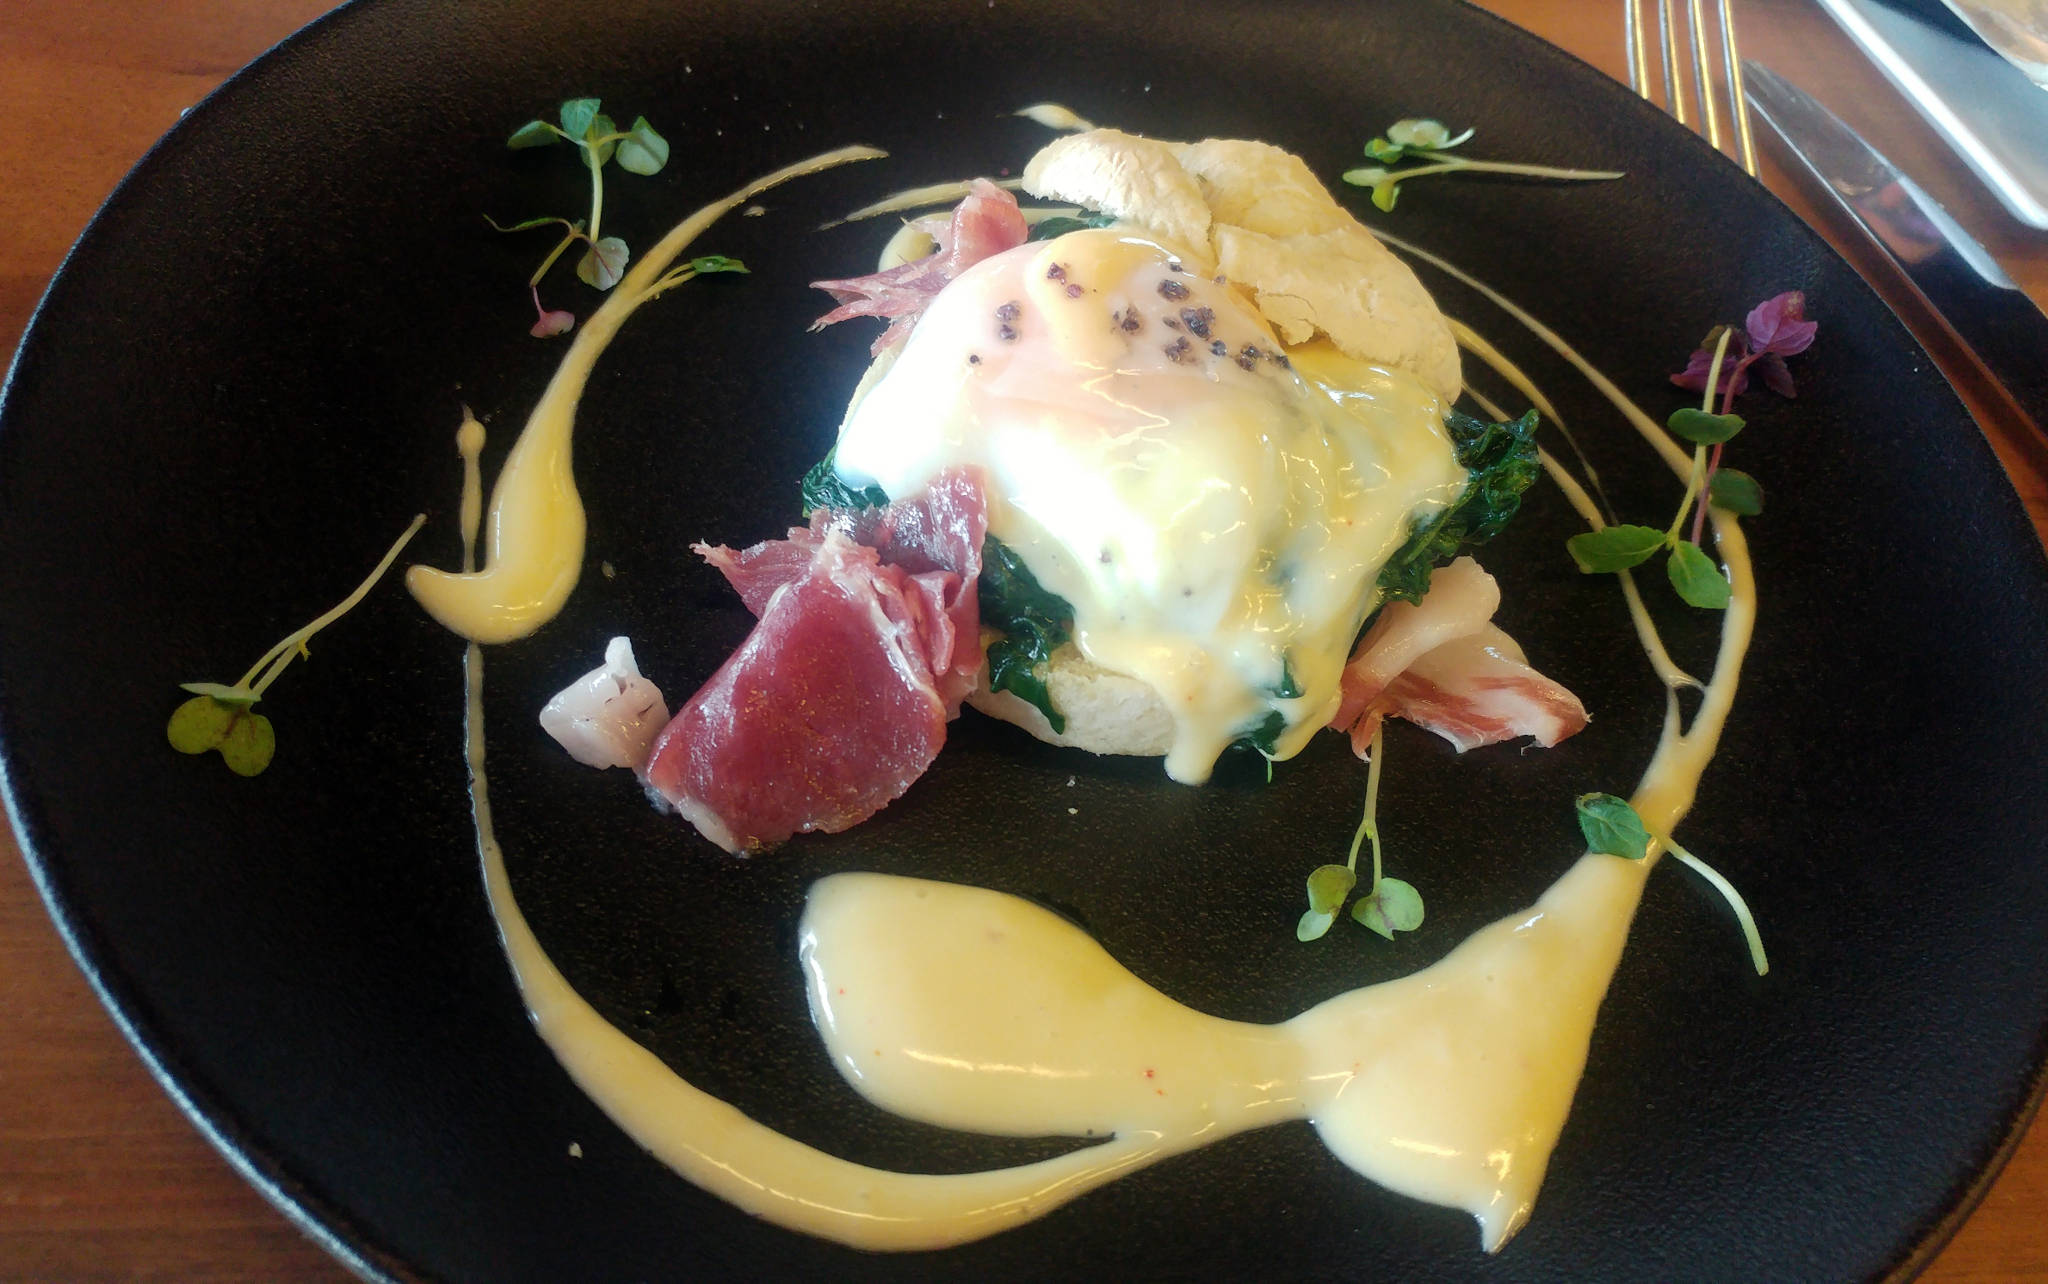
[1625,0,1761,176]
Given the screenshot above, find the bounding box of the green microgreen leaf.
[558,97,601,140]
[578,236,629,290]
[219,710,277,776]
[1297,909,1338,942]
[688,254,748,275]
[1353,878,1425,939]
[167,695,276,776]
[169,515,422,779]
[1566,524,1666,573]
[1709,467,1763,516]
[1340,165,1402,213]
[1667,407,1746,445]
[615,116,670,175]
[1344,121,1617,212]
[586,112,619,166]
[167,695,241,754]
[1666,540,1731,609]
[177,680,257,706]
[507,119,560,149]
[1306,864,1357,917]
[1386,118,1473,152]
[1576,792,1651,860]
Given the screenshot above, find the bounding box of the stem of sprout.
[641,266,699,303]
[1344,722,1387,889]
[1668,327,1731,542]
[1694,344,1754,543]
[1655,828,1770,976]
[583,133,606,244]
[529,224,585,288]
[1431,157,1627,182]
[234,515,427,696]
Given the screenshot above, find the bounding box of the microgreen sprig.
[1671,291,1816,540]
[1575,793,1768,975]
[167,514,425,776]
[1298,724,1426,943]
[1342,118,1623,212]
[1566,329,1740,609]
[493,98,672,336]
[1565,292,1815,608]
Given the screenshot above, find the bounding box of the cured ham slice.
[1329,556,1499,734]
[811,180,1029,354]
[1371,625,1590,753]
[1331,557,1587,756]
[642,529,950,854]
[695,469,988,712]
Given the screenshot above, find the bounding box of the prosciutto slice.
[642,529,951,854]
[695,469,988,712]
[1371,625,1591,753]
[810,179,1029,354]
[1331,556,1588,756]
[646,475,990,853]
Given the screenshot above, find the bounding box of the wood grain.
[1,1,2042,1278]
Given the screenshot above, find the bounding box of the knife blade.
[1743,60,2048,434]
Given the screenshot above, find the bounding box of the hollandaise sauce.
[833,228,1467,782]
[407,144,886,644]
[441,160,1755,1253]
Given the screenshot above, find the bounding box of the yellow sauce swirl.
[442,160,1757,1253]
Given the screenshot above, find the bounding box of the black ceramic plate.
[5,1,2047,1279]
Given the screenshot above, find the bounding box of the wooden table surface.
[2,0,2043,1279]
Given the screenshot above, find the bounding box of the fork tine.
[1689,0,1726,150]
[1660,0,1690,128]
[1623,0,1759,177]
[1718,0,1761,176]
[1626,0,1653,98]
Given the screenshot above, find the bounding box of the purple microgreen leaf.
[1671,343,1751,398]
[1744,290,1817,357]
[528,285,574,337]
[577,236,629,290]
[1753,351,1797,398]
[530,310,575,338]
